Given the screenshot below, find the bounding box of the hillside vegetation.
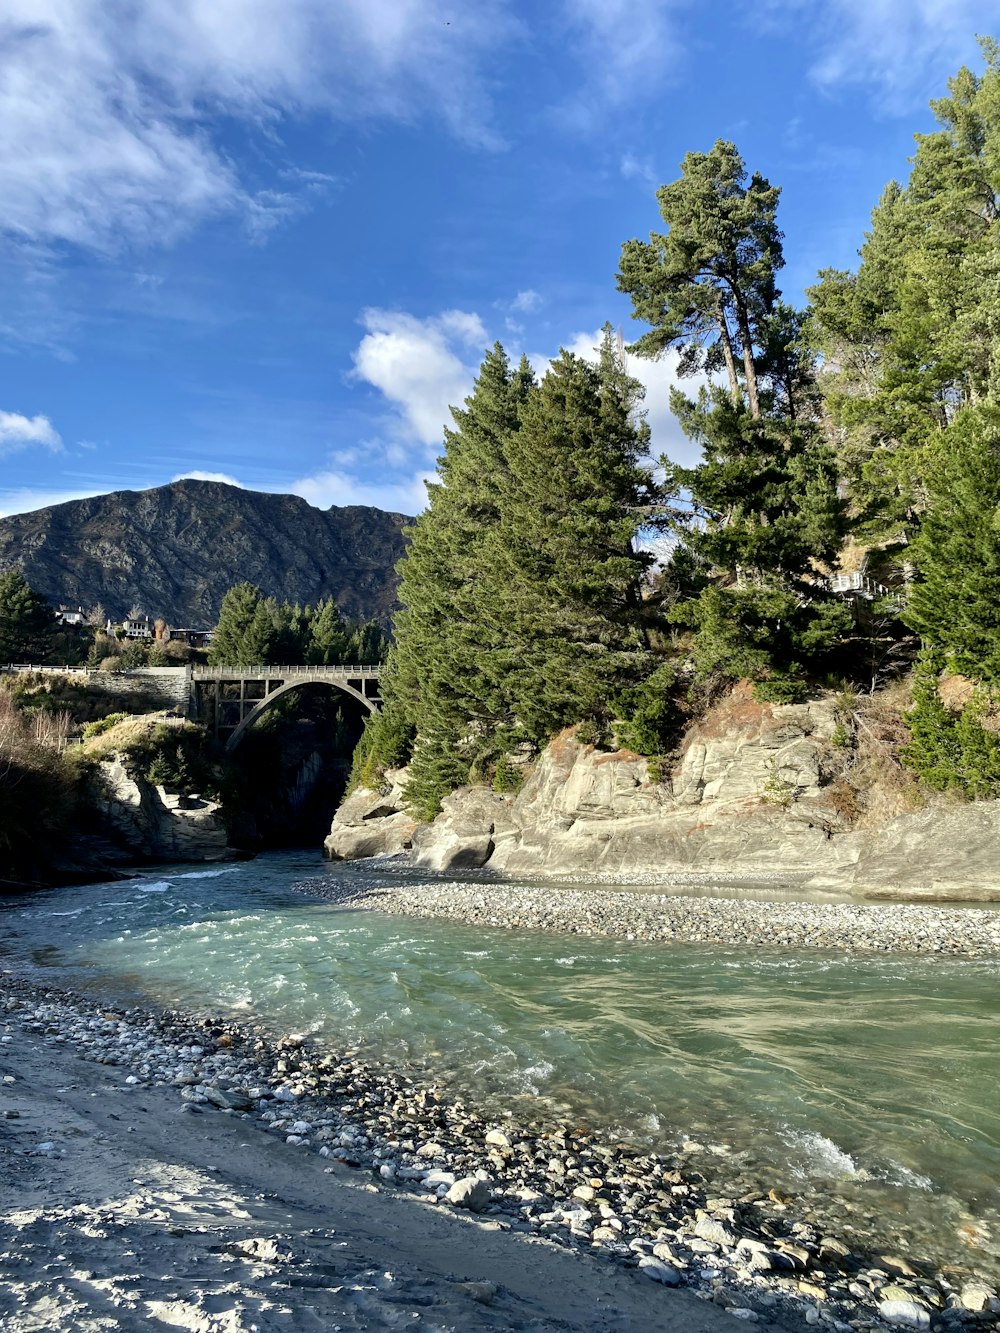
[355,39,1000,819]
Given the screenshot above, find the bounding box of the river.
[2,850,998,1277]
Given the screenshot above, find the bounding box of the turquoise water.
[2,850,999,1273]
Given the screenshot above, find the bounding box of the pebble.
[2,974,996,1333]
[336,880,1000,959]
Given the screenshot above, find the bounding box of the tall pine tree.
[486,335,657,741]
[619,143,848,698]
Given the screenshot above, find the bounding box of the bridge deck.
[192,663,380,680]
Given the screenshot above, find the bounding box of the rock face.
[324,769,417,861]
[327,690,856,878]
[96,757,234,862]
[0,478,409,628]
[327,687,1000,896]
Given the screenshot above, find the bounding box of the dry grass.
[80,714,194,762]
[833,676,926,826]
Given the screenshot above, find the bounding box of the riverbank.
[315,875,1000,959]
[1,974,996,1332]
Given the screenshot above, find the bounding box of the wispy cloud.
[0,485,102,518]
[558,0,684,128]
[289,467,432,516]
[766,0,994,110]
[0,410,62,456]
[0,0,517,254]
[620,152,658,189]
[171,470,244,487]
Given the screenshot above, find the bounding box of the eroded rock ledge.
[327,690,1000,900]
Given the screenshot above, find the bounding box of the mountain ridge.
[0,480,411,628]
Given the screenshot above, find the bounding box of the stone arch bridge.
[191,664,381,751]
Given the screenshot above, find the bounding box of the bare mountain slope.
[0,479,410,628]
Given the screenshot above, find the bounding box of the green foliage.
[620,141,849,696]
[379,334,663,816]
[209,583,264,666]
[613,662,683,758]
[903,652,1000,797]
[491,753,523,794]
[808,38,1000,538]
[761,765,795,807]
[831,722,852,749]
[210,582,389,668]
[0,571,55,663]
[82,712,129,740]
[617,139,782,418]
[402,728,470,822]
[904,405,1000,681]
[677,583,850,702]
[347,698,416,793]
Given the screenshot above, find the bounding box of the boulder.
[324,768,417,861]
[411,787,517,873]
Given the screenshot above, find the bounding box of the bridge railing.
[191,663,381,678]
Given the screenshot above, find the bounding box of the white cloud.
[559,0,682,125]
[171,470,244,487]
[0,410,62,455]
[620,152,658,188]
[289,467,432,516]
[510,289,541,313]
[0,0,515,252]
[767,0,993,109]
[351,308,486,446]
[0,485,102,517]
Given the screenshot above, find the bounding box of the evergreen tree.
[0,571,54,663]
[307,598,347,665]
[809,38,1000,538]
[346,619,390,664]
[904,404,1000,680]
[209,583,263,665]
[620,144,848,697]
[488,339,657,740]
[617,139,783,419]
[377,344,535,803]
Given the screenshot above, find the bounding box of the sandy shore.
[328,877,1000,958]
[2,975,997,1332]
[0,978,744,1333]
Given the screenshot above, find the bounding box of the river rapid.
[2,850,998,1278]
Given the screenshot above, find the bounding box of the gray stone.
[694,1218,736,1247]
[638,1257,682,1285]
[446,1177,492,1212]
[957,1282,996,1313]
[878,1297,931,1329]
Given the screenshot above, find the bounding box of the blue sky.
[0,1,995,519]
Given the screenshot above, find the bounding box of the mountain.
[0,480,411,628]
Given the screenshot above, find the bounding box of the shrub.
[492,753,523,794]
[82,712,129,740]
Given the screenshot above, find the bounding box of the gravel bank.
[2,975,997,1332]
[330,880,1000,958]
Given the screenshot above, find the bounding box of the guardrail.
[191,663,381,677]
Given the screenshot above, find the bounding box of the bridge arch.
[224,675,379,752]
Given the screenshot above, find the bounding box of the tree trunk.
[715,301,742,408]
[731,291,761,419]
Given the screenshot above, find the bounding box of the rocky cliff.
[0,479,409,628]
[327,689,1000,899]
[96,756,235,862]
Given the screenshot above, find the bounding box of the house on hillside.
[122,615,153,639]
[55,605,86,626]
[167,627,214,648]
